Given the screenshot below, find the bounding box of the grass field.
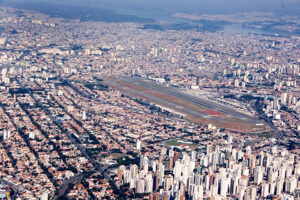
[165,139,198,147]
[165,139,181,146]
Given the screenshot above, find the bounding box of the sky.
[2,0,300,19]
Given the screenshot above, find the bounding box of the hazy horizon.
[2,0,300,19]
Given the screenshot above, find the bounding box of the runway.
[121,77,259,124]
[105,76,266,132]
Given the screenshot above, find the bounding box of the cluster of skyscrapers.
[117,141,299,199]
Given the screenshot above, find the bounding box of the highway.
[251,101,283,139]
[52,173,86,200]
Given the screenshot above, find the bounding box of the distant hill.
[1,1,155,23]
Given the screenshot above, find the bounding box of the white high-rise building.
[204,175,210,191]
[281,93,288,104]
[136,139,141,151]
[270,182,276,195]
[220,178,229,197]
[130,178,135,189]
[164,174,173,191]
[136,179,145,193]
[40,191,48,200]
[279,166,287,179]
[234,79,239,87]
[145,174,153,193]
[268,168,278,183]
[242,166,250,176]
[262,183,269,198]
[250,186,257,200]
[191,151,196,161]
[3,129,7,140]
[286,165,293,178]
[249,155,256,175]
[264,153,271,169]
[245,146,251,155]
[192,185,203,200]
[206,144,212,154]
[3,130,10,140]
[275,178,284,195]
[82,110,87,120]
[152,161,157,172]
[231,148,237,160]
[231,176,239,195]
[285,176,297,194]
[254,167,263,185]
[211,185,218,197]
[239,187,246,200]
[29,132,35,139]
[130,165,138,179]
[271,146,277,155]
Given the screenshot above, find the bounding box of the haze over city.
[2,0,300,18]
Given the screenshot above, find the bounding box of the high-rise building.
[254,167,263,185]
[3,130,10,140]
[238,186,246,200]
[262,183,269,198]
[269,182,276,195]
[220,178,229,197]
[250,186,257,200]
[130,165,138,179]
[130,178,135,189]
[169,157,174,170]
[231,175,239,195]
[249,155,256,175]
[136,139,141,151]
[279,166,287,179]
[227,135,233,144]
[136,179,145,194]
[173,161,182,179]
[281,93,288,104]
[153,173,160,191]
[82,110,87,120]
[145,174,153,193]
[285,176,297,194]
[268,168,278,183]
[40,191,48,200]
[117,166,125,181]
[164,174,173,191]
[140,156,149,170]
[264,153,271,169]
[286,165,293,178]
[271,146,277,155]
[234,79,239,87]
[206,144,212,155]
[192,185,203,200]
[29,132,35,140]
[205,175,210,191]
[275,177,284,195]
